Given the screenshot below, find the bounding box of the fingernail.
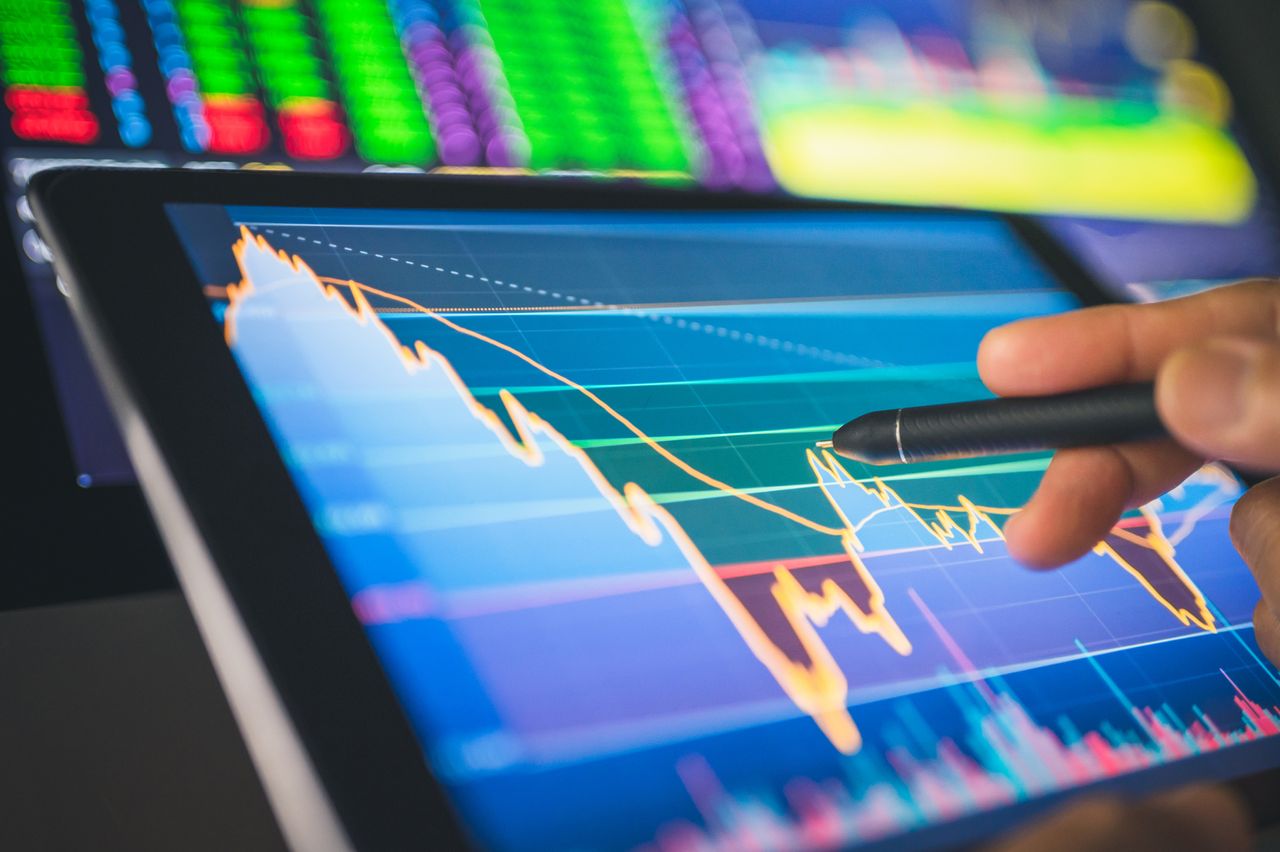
[1161,340,1259,436]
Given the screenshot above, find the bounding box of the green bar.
[242,7,305,30]
[312,0,434,164]
[255,52,323,78]
[177,0,234,26]
[477,0,691,173]
[188,46,248,73]
[249,30,313,55]
[238,0,340,118]
[2,68,85,87]
[175,0,257,97]
[0,0,87,91]
[0,23,77,40]
[199,70,253,95]
[271,77,329,101]
[1,47,83,68]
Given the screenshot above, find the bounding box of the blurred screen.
[7,0,1279,483]
[164,202,1275,850]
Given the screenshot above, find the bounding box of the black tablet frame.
[29,167,1279,850]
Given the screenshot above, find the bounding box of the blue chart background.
[169,204,1275,850]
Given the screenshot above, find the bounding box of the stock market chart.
[166,203,1279,850]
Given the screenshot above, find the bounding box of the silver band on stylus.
[895,408,906,464]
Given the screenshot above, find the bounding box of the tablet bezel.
[30,167,1276,849]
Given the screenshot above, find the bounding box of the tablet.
[32,169,1278,851]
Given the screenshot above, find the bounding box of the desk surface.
[0,591,285,851]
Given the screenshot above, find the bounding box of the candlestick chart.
[173,205,1276,850]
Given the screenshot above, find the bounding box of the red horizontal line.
[714,552,850,579]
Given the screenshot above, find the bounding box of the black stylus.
[827,382,1165,465]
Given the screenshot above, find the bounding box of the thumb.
[1157,336,1280,471]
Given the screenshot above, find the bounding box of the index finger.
[979,279,1280,396]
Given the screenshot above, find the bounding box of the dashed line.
[247,225,890,368]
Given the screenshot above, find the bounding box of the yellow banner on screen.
[763,101,1256,224]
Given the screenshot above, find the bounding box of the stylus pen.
[827,382,1165,465]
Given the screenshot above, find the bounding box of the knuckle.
[1249,337,1280,382]
[1252,602,1280,665]
[1226,277,1280,312]
[1231,478,1280,566]
[1230,277,1280,293]
[1247,349,1280,414]
[1253,598,1270,629]
[1224,341,1280,463]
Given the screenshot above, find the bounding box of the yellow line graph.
[311,273,849,537]
[1095,512,1216,632]
[226,230,902,751]
[223,228,1220,753]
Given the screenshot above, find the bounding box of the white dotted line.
[250,226,888,368]
[611,307,880,365]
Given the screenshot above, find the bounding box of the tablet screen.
[167,204,1272,849]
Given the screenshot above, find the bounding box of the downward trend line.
[224,229,1224,755]
[809,449,1016,550]
[314,274,850,537]
[228,233,899,752]
[1095,511,1216,632]
[310,275,1027,533]
[311,253,1215,638]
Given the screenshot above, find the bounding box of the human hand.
[988,785,1250,852]
[978,280,1280,655]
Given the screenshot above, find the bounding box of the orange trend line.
[1094,509,1216,632]
[810,450,1215,631]
[227,231,890,752]
[309,275,1024,542]
[310,234,1217,635]
[243,231,1223,624]
[224,229,1220,754]
[810,449,1014,554]
[318,275,848,536]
